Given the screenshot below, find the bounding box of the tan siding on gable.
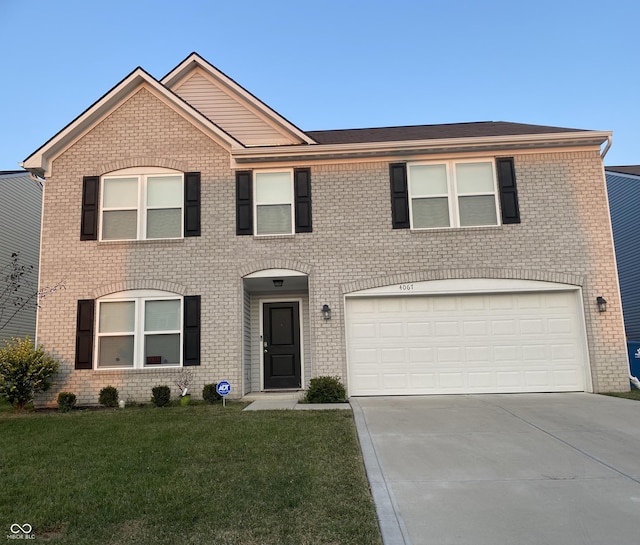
[174,72,296,146]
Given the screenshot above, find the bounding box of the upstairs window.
[408,160,499,229]
[100,168,183,240]
[255,170,294,235]
[236,168,312,236]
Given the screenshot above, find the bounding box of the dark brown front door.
[263,302,301,389]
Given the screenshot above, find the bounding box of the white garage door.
[346,291,588,395]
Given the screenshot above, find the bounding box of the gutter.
[232,131,612,165]
[600,134,613,159]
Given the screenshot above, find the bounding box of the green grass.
[0,403,381,545]
[601,389,640,401]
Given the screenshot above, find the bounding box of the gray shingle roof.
[305,121,587,145]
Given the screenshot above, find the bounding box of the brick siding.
[35,88,629,405]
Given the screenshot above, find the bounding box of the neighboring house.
[0,170,42,343]
[22,53,629,405]
[605,166,640,342]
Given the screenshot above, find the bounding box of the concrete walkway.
[242,393,350,411]
[352,394,640,545]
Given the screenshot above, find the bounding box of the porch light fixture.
[596,296,607,313]
[322,304,331,320]
[273,279,284,287]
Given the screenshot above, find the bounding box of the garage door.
[346,291,587,395]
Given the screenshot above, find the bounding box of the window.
[407,160,499,229]
[101,168,183,240]
[96,291,182,369]
[254,170,294,235]
[236,168,312,236]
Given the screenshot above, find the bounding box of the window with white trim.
[96,290,182,369]
[101,167,183,240]
[254,170,294,235]
[408,160,499,229]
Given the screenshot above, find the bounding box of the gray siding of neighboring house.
[0,171,42,342]
[607,171,640,340]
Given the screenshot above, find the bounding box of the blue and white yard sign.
[216,381,231,396]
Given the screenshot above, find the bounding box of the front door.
[263,302,301,389]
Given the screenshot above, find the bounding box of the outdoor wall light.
[596,296,607,313]
[273,279,284,287]
[322,304,332,320]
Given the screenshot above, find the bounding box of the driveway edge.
[350,398,412,545]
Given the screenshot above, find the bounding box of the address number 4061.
[399,284,414,291]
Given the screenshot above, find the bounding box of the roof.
[306,121,588,145]
[22,53,612,176]
[605,165,640,177]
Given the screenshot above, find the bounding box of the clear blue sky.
[1,0,638,170]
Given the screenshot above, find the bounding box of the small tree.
[1,252,65,333]
[0,337,60,410]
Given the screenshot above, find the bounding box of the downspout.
[600,134,612,159]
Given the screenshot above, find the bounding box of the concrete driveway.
[351,394,640,545]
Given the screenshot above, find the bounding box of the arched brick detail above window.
[341,268,584,295]
[92,279,187,298]
[239,259,312,278]
[97,157,191,175]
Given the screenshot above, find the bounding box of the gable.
[172,69,298,147]
[162,54,315,147]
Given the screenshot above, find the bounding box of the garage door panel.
[435,321,460,336]
[407,322,431,337]
[409,347,434,363]
[437,347,463,362]
[549,318,573,334]
[552,344,577,360]
[466,346,491,361]
[468,372,495,388]
[492,320,516,335]
[463,320,488,336]
[381,348,404,363]
[347,291,587,395]
[524,370,552,387]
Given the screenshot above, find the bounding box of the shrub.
[99,386,119,407]
[202,383,222,404]
[0,337,60,410]
[57,392,77,412]
[304,376,346,403]
[151,385,171,407]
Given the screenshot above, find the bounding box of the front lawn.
[0,403,381,545]
[601,389,640,401]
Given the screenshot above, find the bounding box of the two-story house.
[22,53,629,405]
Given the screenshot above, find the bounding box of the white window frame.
[95,289,183,370]
[253,169,295,236]
[407,159,500,229]
[100,167,184,241]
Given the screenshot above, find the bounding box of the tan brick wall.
[36,87,629,405]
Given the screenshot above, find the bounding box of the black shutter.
[183,295,201,366]
[80,176,99,240]
[294,168,312,233]
[236,171,253,235]
[390,163,410,229]
[184,172,201,237]
[496,158,521,224]
[75,299,95,369]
